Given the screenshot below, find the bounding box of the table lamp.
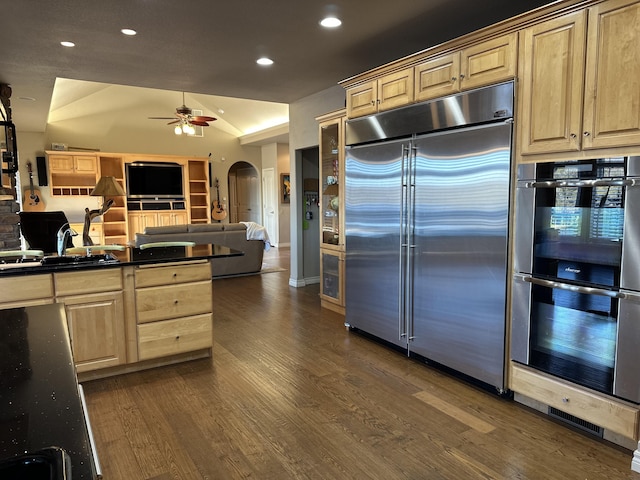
[82,176,126,246]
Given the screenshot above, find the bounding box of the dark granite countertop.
[0,304,97,479]
[0,243,243,277]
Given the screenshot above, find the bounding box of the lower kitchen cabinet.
[134,260,213,360]
[320,249,344,314]
[58,291,126,373]
[54,268,126,373]
[138,313,212,361]
[0,274,54,309]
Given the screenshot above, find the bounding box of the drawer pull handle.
[562,397,569,403]
[173,273,177,277]
[176,335,180,340]
[174,300,179,305]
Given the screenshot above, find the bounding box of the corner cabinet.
[317,109,346,314]
[517,0,640,159]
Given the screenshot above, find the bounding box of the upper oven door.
[515,157,640,289]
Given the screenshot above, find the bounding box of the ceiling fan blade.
[148,116,177,120]
[166,120,180,125]
[190,120,210,126]
[191,116,216,122]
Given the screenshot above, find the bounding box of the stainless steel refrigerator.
[344,82,513,391]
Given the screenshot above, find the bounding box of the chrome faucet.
[56,223,77,256]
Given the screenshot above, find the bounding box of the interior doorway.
[228,161,260,224]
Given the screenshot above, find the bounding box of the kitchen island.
[0,304,98,479]
[0,244,242,381]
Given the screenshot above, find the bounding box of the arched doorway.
[228,161,260,224]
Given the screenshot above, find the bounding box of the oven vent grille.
[548,407,603,437]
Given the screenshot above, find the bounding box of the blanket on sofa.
[240,221,271,250]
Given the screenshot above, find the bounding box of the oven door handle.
[524,179,636,188]
[523,275,627,299]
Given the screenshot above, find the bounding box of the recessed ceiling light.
[256,57,274,66]
[60,41,75,47]
[18,96,36,101]
[121,28,137,36]
[320,16,342,28]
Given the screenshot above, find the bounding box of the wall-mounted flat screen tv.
[126,162,184,199]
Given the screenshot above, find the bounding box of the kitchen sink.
[41,253,119,266]
[0,447,72,479]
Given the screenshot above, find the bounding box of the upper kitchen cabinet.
[318,109,346,252]
[415,33,517,103]
[517,10,587,155]
[583,0,640,150]
[346,68,414,118]
[47,152,99,196]
[518,0,640,158]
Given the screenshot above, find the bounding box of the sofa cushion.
[188,223,225,233]
[144,225,188,235]
[223,223,247,231]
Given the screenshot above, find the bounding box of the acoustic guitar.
[212,177,227,221]
[22,161,45,211]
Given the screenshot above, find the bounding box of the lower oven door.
[512,274,640,403]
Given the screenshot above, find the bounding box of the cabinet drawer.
[135,280,212,323]
[134,261,211,288]
[138,313,212,361]
[55,268,123,296]
[0,274,54,302]
[510,363,639,440]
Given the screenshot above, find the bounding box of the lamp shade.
[90,176,126,197]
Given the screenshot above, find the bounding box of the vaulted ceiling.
[1,0,555,138]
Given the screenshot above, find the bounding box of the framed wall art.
[281,173,290,203]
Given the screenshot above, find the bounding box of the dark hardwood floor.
[83,248,640,479]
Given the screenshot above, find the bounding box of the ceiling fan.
[148,92,216,135]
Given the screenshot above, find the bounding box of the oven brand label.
[565,267,581,273]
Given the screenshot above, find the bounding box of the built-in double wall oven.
[512,157,640,404]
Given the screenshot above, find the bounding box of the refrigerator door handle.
[406,143,417,342]
[525,179,637,189]
[399,143,411,340]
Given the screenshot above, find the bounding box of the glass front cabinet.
[317,109,346,314]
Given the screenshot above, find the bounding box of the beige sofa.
[134,223,265,277]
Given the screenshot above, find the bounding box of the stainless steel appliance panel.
[621,159,640,292]
[346,82,514,146]
[410,122,512,387]
[511,274,532,364]
[513,168,535,276]
[615,290,640,402]
[345,138,406,347]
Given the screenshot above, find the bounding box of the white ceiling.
[1,0,556,140]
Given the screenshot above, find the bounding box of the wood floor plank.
[81,248,640,480]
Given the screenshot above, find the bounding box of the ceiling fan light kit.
[149,92,216,136]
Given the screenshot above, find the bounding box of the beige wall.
[15,106,262,224]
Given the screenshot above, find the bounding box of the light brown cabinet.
[127,210,187,237]
[510,363,639,440]
[317,109,346,314]
[518,0,640,158]
[99,155,128,246]
[415,33,517,103]
[347,68,414,118]
[188,159,211,224]
[47,152,99,196]
[134,261,213,361]
[54,268,126,373]
[0,274,54,309]
[582,0,640,150]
